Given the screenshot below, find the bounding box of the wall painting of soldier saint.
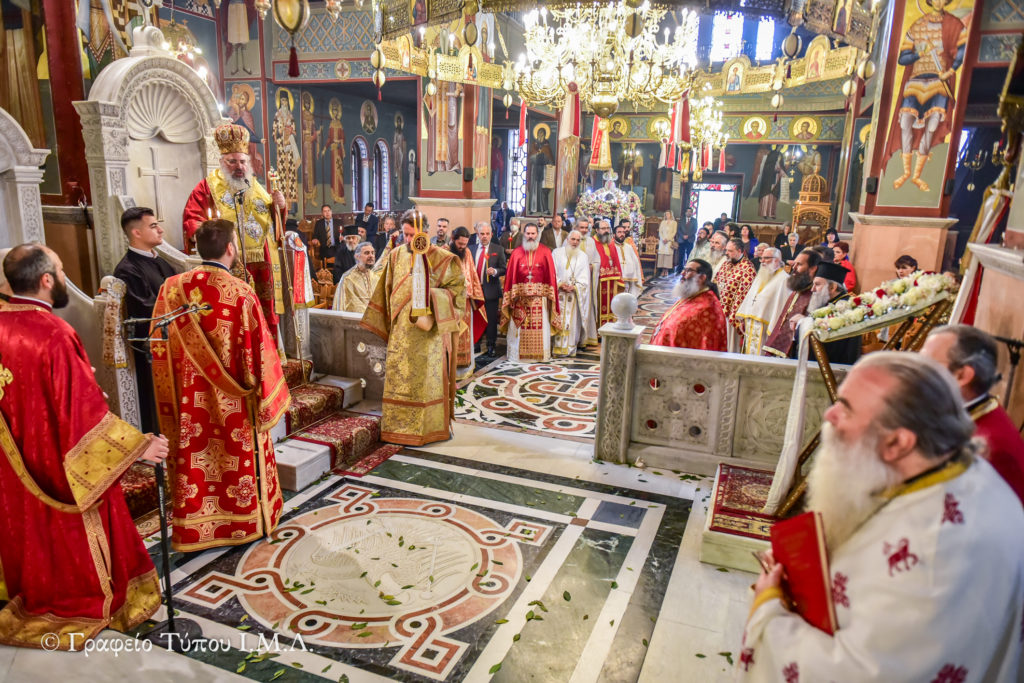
[226,82,266,180]
[327,98,347,203]
[879,0,974,209]
[272,87,301,213]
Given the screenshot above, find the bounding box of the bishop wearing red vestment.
[182,123,288,346]
[0,245,167,650]
[152,221,291,552]
[650,259,728,351]
[500,224,561,362]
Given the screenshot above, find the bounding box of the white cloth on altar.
[552,246,591,355]
[616,242,643,296]
[736,268,791,355]
[740,458,1024,682]
[507,302,551,363]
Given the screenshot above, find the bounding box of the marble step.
[276,411,384,492]
[274,439,333,492]
[270,376,364,443]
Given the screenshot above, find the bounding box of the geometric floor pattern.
[453,277,678,441]
[455,358,600,442]
[137,450,691,682]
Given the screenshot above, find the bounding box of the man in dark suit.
[675,207,696,274]
[540,213,570,251]
[354,201,378,239]
[495,201,514,239]
[332,225,360,284]
[713,212,731,232]
[470,222,507,358]
[310,204,342,276]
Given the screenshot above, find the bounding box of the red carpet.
[285,383,345,434]
[333,443,403,477]
[290,411,384,468]
[707,463,777,541]
[281,357,313,389]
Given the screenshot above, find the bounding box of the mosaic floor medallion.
[149,452,692,682]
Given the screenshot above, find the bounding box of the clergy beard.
[808,286,831,312]
[672,276,700,300]
[564,245,581,259]
[50,277,70,309]
[523,238,539,252]
[220,159,252,194]
[597,232,612,245]
[344,242,356,252]
[787,270,812,292]
[808,423,902,551]
[710,248,725,264]
[614,235,626,244]
[450,245,466,259]
[762,261,781,276]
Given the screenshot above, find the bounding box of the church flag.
[559,83,580,139]
[718,146,726,173]
[679,93,691,144]
[519,99,528,147]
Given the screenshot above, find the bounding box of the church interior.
[1,0,1024,680]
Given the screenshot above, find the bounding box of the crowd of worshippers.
[2,218,1023,676]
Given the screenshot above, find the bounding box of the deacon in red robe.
[182,123,288,346]
[500,223,562,362]
[0,244,167,650]
[152,220,291,552]
[920,325,1024,506]
[590,220,624,332]
[713,239,757,352]
[650,258,728,351]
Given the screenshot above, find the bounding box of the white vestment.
[551,246,591,356]
[615,242,643,296]
[740,459,1024,682]
[582,236,600,346]
[657,220,677,270]
[736,268,791,355]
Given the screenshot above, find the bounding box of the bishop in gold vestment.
[362,219,466,446]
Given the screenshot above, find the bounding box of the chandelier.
[514,2,699,117]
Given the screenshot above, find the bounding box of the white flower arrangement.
[810,270,956,335]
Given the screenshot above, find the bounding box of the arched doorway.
[351,137,369,210]
[373,139,390,210]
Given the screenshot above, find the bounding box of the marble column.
[594,322,643,464]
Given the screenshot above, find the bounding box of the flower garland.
[576,186,645,235]
[810,271,956,334]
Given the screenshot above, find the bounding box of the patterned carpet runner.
[284,383,345,434]
[706,463,777,541]
[281,357,313,389]
[290,410,391,470]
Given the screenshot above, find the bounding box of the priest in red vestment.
[713,238,757,353]
[762,250,819,358]
[500,223,562,362]
[152,221,291,552]
[590,220,624,332]
[182,123,288,346]
[920,325,1024,505]
[0,244,168,650]
[651,259,728,351]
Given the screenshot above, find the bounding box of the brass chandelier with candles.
[514,1,700,118]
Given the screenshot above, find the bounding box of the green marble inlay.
[494,527,634,680]
[369,459,587,516]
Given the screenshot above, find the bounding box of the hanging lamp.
[273,0,311,77]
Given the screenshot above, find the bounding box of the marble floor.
[0,422,753,683]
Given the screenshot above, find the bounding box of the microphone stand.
[123,308,204,651]
[234,185,251,279]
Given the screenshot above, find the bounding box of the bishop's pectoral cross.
[525,252,535,282]
[137,148,180,221]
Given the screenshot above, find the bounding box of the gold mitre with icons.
[213,123,250,156]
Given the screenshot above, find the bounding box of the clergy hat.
[213,123,250,156]
[816,261,847,285]
[343,225,360,237]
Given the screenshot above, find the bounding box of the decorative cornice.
[849,212,957,230]
[967,243,1024,281]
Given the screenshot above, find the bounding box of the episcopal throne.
[792,172,832,231]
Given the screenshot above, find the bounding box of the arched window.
[709,12,744,63]
[351,137,370,209]
[373,140,391,210]
[755,17,776,63]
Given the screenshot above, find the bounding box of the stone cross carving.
[137,147,180,221]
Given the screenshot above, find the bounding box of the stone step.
[269,376,364,443]
[284,383,346,435]
[313,375,364,408]
[274,439,333,492]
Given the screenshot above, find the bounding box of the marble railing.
[307,309,387,400]
[595,320,844,475]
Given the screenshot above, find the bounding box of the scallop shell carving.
[125,82,202,143]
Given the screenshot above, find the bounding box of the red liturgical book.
[770,511,838,635]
